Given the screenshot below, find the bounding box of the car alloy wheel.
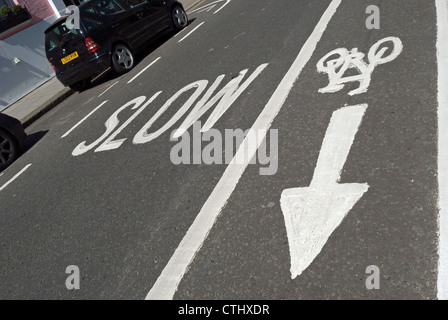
[0,129,18,171]
[172,6,188,30]
[112,44,134,74]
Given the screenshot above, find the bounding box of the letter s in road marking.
[72,96,147,156]
[95,92,161,152]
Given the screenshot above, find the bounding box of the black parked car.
[0,114,27,171]
[44,0,188,91]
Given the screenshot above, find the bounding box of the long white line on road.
[146,0,342,300]
[127,57,161,84]
[174,26,188,37]
[98,81,119,97]
[0,164,32,192]
[436,0,448,301]
[61,101,108,138]
[213,0,231,14]
[178,22,205,43]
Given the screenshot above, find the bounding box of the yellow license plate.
[61,51,79,64]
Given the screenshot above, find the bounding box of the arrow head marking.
[281,183,368,279]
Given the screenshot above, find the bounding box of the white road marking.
[280,104,369,279]
[189,0,231,15]
[61,101,108,138]
[193,4,216,14]
[127,57,161,84]
[234,32,246,40]
[213,0,231,14]
[178,22,205,43]
[169,64,268,140]
[98,81,119,97]
[436,0,448,301]
[174,26,189,38]
[0,164,32,192]
[317,37,403,96]
[95,92,161,152]
[72,97,147,156]
[146,0,342,300]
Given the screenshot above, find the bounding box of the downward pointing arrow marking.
[280,104,369,279]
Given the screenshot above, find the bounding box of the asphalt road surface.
[0,0,446,300]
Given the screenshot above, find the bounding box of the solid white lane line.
[0,164,32,192]
[98,81,119,97]
[61,101,108,138]
[213,0,231,14]
[178,22,205,43]
[174,26,189,37]
[146,0,342,300]
[436,0,448,301]
[127,57,161,84]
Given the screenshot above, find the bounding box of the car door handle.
[137,13,144,19]
[112,23,120,28]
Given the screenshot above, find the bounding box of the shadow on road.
[20,130,48,155]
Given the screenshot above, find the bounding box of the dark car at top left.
[0,114,27,172]
[44,0,188,91]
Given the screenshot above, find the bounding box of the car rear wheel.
[172,5,188,31]
[111,44,134,74]
[0,129,18,171]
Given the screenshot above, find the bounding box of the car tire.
[111,44,134,74]
[171,5,188,31]
[0,129,19,171]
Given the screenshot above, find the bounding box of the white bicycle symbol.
[317,37,403,96]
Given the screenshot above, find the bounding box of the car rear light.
[48,60,57,71]
[85,37,100,54]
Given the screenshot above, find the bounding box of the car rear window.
[46,21,81,52]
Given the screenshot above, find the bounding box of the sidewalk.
[2,77,73,127]
[1,0,202,128]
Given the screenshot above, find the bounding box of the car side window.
[81,5,104,31]
[92,0,125,16]
[125,0,148,8]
